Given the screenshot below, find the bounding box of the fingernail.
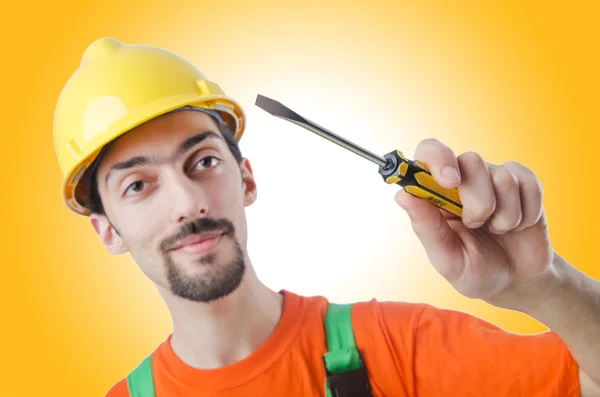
[442,166,460,184]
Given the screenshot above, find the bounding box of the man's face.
[90,110,257,303]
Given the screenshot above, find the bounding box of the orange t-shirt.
[106,290,580,396]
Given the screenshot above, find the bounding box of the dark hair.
[86,115,243,215]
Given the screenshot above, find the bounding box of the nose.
[166,171,209,223]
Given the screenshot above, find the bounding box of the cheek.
[116,207,168,263]
[208,175,248,232]
[212,175,246,215]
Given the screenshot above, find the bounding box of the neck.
[157,262,284,369]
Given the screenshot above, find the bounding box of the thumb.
[395,189,463,270]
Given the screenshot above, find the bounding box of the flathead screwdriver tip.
[255,94,305,122]
[255,94,278,115]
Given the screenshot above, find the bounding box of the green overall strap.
[323,303,373,397]
[126,354,156,397]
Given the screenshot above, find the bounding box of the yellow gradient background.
[2,1,599,395]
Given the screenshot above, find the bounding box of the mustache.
[160,217,235,253]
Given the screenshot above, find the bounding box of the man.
[53,38,600,396]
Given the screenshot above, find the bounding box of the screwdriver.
[255,94,463,218]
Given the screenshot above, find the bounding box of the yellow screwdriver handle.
[378,150,463,218]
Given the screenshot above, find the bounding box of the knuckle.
[467,201,496,222]
[534,178,544,199]
[458,151,485,168]
[503,161,540,185]
[502,160,543,199]
[502,160,523,169]
[492,168,519,190]
[523,174,544,201]
[490,213,521,233]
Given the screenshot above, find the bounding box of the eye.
[193,156,221,171]
[124,181,146,195]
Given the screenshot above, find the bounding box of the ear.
[90,214,129,255]
[239,158,257,207]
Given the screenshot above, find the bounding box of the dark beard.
[160,218,246,303]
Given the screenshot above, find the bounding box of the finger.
[395,189,463,272]
[456,152,496,228]
[414,138,461,188]
[487,165,522,234]
[502,161,544,231]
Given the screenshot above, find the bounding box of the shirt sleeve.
[104,378,129,397]
[412,303,580,397]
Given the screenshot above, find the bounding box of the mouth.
[170,231,225,255]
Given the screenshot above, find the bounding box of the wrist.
[486,252,567,315]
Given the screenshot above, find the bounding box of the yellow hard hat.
[53,38,246,216]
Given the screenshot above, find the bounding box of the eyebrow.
[104,131,223,187]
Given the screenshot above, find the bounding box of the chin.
[162,236,247,303]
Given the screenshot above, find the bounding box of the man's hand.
[394,138,553,302]
[395,138,600,394]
